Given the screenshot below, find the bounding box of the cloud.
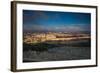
[23,23,90,33]
[46,24,90,32]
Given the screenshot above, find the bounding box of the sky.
[23,10,91,33]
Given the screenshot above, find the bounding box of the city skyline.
[23,10,91,33]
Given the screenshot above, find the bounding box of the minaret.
[45,33,47,41]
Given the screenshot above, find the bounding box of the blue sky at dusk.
[23,10,91,33]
